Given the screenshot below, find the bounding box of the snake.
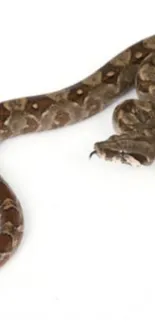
[0,35,155,267]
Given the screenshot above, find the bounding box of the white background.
[0,0,155,324]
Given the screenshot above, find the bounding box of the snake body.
[1,35,155,266]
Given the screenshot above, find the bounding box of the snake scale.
[0,35,155,267]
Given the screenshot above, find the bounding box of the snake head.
[90,134,155,166]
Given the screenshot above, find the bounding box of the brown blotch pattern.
[25,95,55,117]
[0,104,10,123]
[0,234,13,253]
[67,83,90,104]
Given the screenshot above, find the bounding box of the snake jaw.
[93,142,120,160]
[119,153,142,166]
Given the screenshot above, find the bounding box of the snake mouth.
[89,146,148,166]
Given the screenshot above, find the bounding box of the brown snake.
[0,35,155,267]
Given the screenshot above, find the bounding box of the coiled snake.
[0,35,155,267]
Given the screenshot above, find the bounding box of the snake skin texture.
[1,35,155,267]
